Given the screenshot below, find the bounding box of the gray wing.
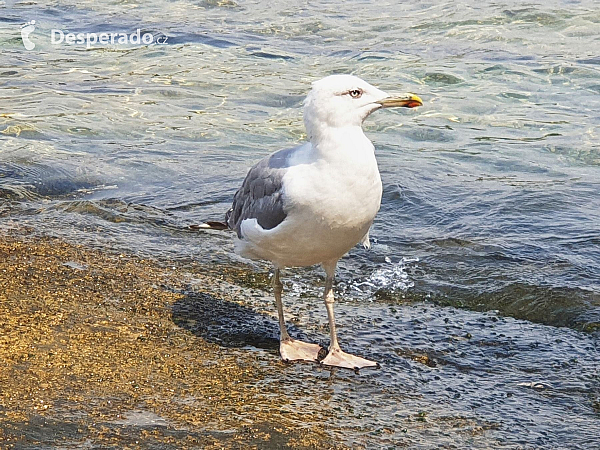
[226,146,300,238]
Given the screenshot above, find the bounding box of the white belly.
[237,152,383,268]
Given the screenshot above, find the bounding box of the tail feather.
[189,221,229,231]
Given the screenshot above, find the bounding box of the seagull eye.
[348,89,363,99]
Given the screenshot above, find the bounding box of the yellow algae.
[0,234,339,449]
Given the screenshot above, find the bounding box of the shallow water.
[1,0,599,447]
[177,283,600,448]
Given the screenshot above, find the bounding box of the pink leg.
[319,262,379,371]
[273,269,322,363]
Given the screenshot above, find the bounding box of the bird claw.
[319,347,379,371]
[279,338,322,363]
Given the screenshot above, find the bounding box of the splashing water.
[342,256,418,297]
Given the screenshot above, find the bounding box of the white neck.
[309,125,375,163]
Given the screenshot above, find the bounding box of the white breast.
[237,130,383,268]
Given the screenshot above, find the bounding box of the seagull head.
[303,74,422,139]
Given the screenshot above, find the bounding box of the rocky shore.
[0,232,337,449]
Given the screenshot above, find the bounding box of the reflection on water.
[1,0,599,447]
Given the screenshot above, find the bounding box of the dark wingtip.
[189,221,229,231]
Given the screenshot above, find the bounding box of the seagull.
[201,75,422,370]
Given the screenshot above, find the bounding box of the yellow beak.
[376,93,423,108]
